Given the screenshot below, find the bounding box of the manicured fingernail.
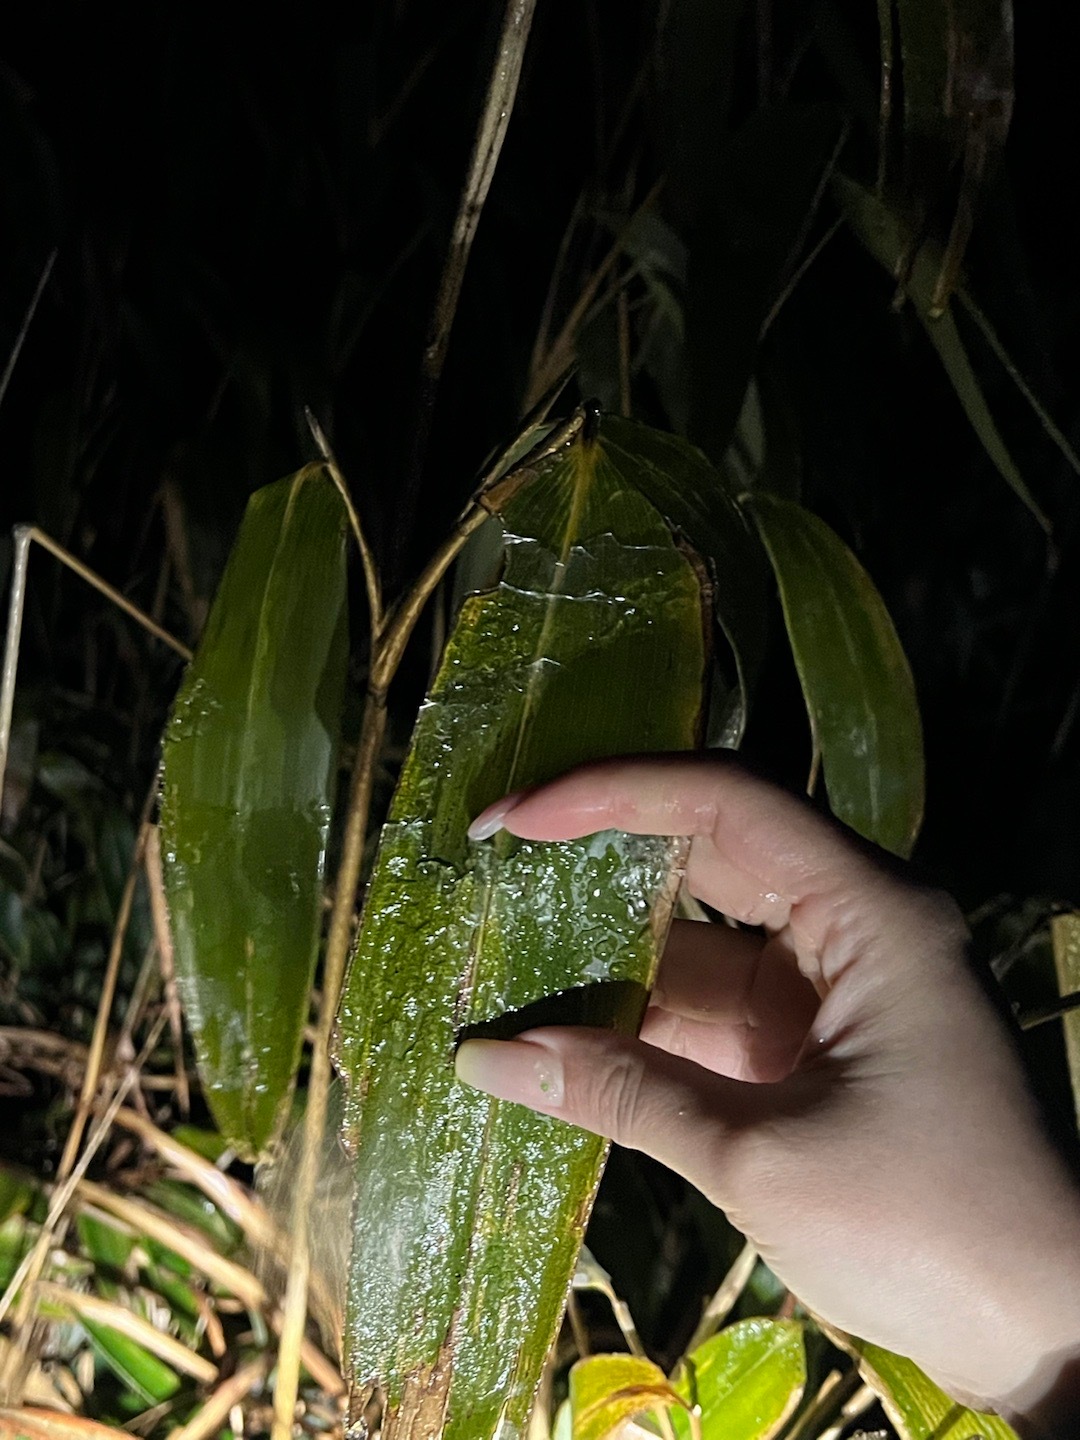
[467,791,526,842]
[455,1038,565,1108]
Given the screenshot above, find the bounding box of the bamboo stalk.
[397,0,539,552]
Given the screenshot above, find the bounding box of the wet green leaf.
[570,1354,685,1440]
[672,1319,806,1440]
[160,463,349,1159]
[746,493,924,857]
[834,176,1049,533]
[336,415,710,1438]
[598,415,765,742]
[851,1342,1018,1439]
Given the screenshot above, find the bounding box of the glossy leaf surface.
[569,1354,684,1440]
[336,416,710,1438]
[672,1319,806,1440]
[598,416,764,741]
[747,493,923,857]
[852,1343,1018,1439]
[160,464,348,1158]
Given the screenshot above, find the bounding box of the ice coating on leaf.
[335,418,709,1439]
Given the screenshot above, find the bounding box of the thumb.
[455,1027,776,1207]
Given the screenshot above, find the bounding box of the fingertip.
[454,1037,565,1108]
[466,791,528,842]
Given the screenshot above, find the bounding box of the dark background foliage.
[2,0,1079,1373]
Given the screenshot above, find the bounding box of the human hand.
[454,756,1080,1437]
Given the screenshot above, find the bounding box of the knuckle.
[583,1047,647,1147]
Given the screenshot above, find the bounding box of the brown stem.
[396,0,539,564]
[272,405,584,1432]
[271,689,388,1440]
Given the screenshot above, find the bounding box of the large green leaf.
[851,1342,1018,1440]
[835,175,1049,533]
[335,415,710,1438]
[160,464,349,1159]
[672,1319,806,1440]
[746,493,924,857]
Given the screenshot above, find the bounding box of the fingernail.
[455,1038,565,1108]
[467,791,526,842]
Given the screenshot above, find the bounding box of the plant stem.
[272,690,388,1440]
[396,0,539,564]
[0,249,55,415]
[0,526,32,823]
[272,407,584,1434]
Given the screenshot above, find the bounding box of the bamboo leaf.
[672,1320,806,1440]
[336,415,710,1438]
[848,1342,1018,1440]
[160,464,349,1159]
[570,1354,686,1440]
[834,176,1050,533]
[746,494,924,857]
[597,415,766,742]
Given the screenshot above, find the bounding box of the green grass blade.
[746,493,924,857]
[672,1319,806,1440]
[160,464,349,1159]
[79,1317,183,1408]
[335,415,710,1439]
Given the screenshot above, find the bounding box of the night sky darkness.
[2,0,1080,1353]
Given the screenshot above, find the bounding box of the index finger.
[468,755,901,965]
